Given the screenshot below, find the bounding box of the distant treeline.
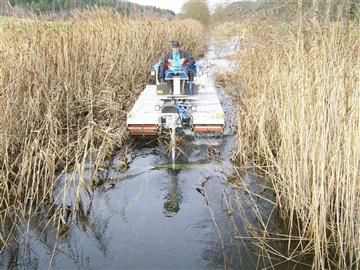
[1,0,175,17]
[212,1,359,22]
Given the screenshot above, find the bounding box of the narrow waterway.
[1,40,298,270]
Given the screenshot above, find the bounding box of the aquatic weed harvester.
[126,61,224,162]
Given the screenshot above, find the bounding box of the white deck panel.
[191,73,224,126]
[127,85,161,125]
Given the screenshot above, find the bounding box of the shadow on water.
[162,169,182,218]
[0,39,313,270]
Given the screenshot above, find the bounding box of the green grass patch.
[0,15,15,25]
[0,16,9,24]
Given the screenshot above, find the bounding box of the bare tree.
[326,0,332,21]
[312,0,319,19]
[180,0,210,25]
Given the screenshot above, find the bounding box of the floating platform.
[127,72,224,136]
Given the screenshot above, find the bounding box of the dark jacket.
[162,50,195,69]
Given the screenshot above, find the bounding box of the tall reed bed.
[219,19,360,269]
[0,9,205,246]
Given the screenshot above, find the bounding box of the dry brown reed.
[0,9,205,248]
[212,22,245,44]
[219,18,360,269]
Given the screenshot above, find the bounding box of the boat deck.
[127,73,224,135]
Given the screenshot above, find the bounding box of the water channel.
[1,40,307,270]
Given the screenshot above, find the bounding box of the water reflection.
[163,169,183,217]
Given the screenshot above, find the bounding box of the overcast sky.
[127,0,236,14]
